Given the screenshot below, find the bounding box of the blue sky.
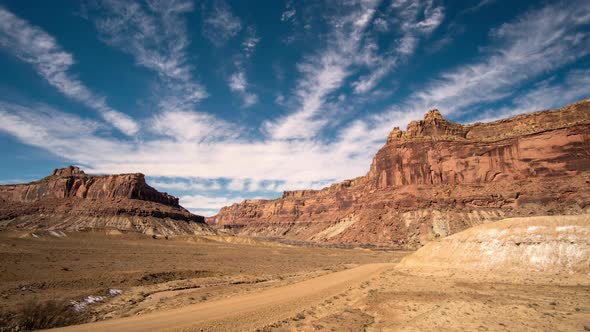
[0,0,589,216]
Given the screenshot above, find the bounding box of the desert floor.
[0,230,403,330]
[0,230,588,331]
[265,267,590,332]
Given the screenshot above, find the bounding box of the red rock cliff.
[207,99,590,248]
[1,166,180,206]
[0,166,212,236]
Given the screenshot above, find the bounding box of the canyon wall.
[207,99,590,249]
[0,166,212,236]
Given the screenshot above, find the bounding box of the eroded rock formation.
[207,99,590,249]
[0,166,212,236]
[398,214,590,274]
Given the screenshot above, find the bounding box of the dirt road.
[49,263,395,332]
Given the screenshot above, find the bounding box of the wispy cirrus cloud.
[461,0,497,14]
[0,102,114,155]
[0,6,139,136]
[149,178,222,192]
[280,1,296,23]
[202,0,242,46]
[348,0,590,146]
[353,0,444,94]
[266,0,444,140]
[228,71,247,93]
[242,26,260,58]
[264,0,381,140]
[474,68,590,123]
[412,0,590,115]
[228,68,258,107]
[150,109,238,142]
[92,0,207,113]
[227,26,259,107]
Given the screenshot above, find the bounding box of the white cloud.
[101,110,141,137]
[242,93,259,107]
[93,0,207,113]
[275,94,286,106]
[473,68,590,123]
[415,3,444,34]
[353,0,444,94]
[0,102,117,157]
[266,0,445,140]
[149,180,191,191]
[352,57,397,94]
[265,0,380,140]
[202,1,242,46]
[228,27,260,108]
[151,110,238,142]
[242,26,260,58]
[228,71,247,93]
[462,0,497,14]
[149,178,222,192]
[227,178,247,192]
[373,17,388,31]
[281,1,296,23]
[343,0,590,147]
[228,69,258,107]
[0,6,138,136]
[0,100,373,186]
[180,194,248,216]
[410,1,590,114]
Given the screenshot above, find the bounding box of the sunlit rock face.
[208,99,590,249]
[0,166,213,236]
[398,214,590,274]
[2,166,180,206]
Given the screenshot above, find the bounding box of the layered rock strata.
[398,214,590,274]
[0,166,212,236]
[207,99,590,249]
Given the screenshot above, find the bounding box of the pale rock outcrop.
[398,214,590,274]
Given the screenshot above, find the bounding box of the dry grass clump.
[0,299,83,331]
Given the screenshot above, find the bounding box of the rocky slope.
[398,214,590,274]
[208,99,590,249]
[0,166,213,236]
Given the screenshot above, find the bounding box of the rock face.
[398,214,590,274]
[0,166,212,236]
[207,99,590,249]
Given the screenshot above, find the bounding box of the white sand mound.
[399,214,590,274]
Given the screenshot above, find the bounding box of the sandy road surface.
[49,263,395,332]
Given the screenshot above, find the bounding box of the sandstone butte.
[0,166,212,236]
[207,99,590,249]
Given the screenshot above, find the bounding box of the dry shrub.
[0,299,82,331]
